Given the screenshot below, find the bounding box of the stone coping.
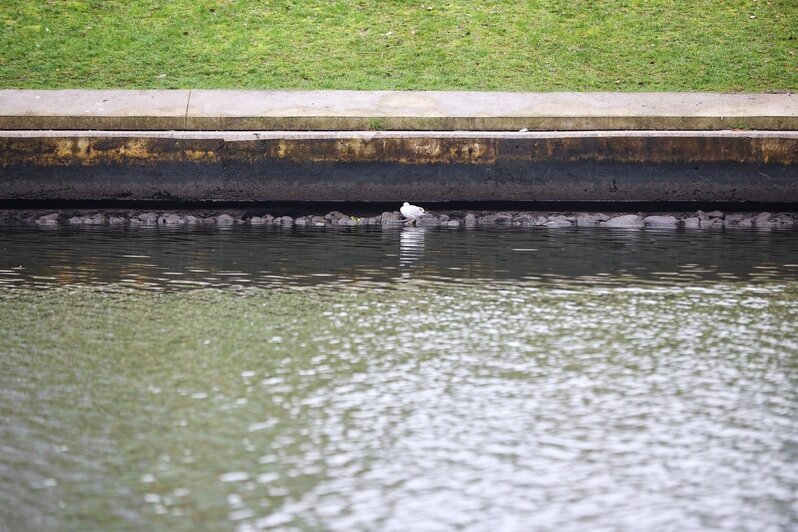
[3,130,798,140]
[0,90,796,131]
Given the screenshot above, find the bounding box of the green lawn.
[0,0,795,91]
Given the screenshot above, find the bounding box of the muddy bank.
[2,209,797,229]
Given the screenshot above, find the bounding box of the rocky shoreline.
[1,209,797,229]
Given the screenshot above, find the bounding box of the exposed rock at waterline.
[643,215,679,227]
[547,215,572,227]
[704,218,725,228]
[3,209,796,230]
[415,214,441,227]
[325,211,345,222]
[683,217,701,228]
[495,213,513,225]
[337,215,357,226]
[161,214,185,225]
[755,212,772,225]
[724,213,747,224]
[603,214,644,228]
[576,213,608,226]
[139,212,158,224]
[381,212,403,225]
[36,213,60,225]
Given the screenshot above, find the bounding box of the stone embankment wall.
[2,131,797,203]
[4,209,795,229]
[2,91,797,203]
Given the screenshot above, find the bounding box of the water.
[0,225,796,531]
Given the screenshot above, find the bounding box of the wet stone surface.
[1,208,797,229]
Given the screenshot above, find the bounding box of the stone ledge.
[0,90,796,131]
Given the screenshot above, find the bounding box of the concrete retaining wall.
[1,90,797,203]
[3,131,797,202]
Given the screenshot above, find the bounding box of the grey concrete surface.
[0,90,190,130]
[1,90,796,131]
[4,130,798,140]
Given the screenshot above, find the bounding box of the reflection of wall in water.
[1,226,798,289]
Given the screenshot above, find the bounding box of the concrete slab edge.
[3,130,798,140]
[0,90,796,131]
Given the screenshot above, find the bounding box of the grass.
[0,0,795,91]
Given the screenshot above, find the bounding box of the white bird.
[400,202,425,224]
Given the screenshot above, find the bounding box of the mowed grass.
[0,0,796,91]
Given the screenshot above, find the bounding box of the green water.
[1,226,797,531]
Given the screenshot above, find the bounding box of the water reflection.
[1,225,797,530]
[1,225,798,291]
[399,227,426,274]
[2,278,796,530]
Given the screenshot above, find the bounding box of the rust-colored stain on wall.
[2,135,795,168]
[2,137,502,166]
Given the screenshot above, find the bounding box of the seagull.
[400,202,425,224]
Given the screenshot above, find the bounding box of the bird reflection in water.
[399,226,426,276]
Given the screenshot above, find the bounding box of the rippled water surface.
[1,226,797,531]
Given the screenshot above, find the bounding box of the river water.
[0,225,796,531]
